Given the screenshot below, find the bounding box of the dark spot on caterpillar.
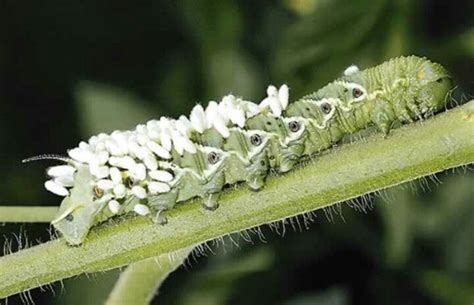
[125,176,135,188]
[289,121,300,132]
[436,78,443,83]
[305,107,310,111]
[164,168,174,178]
[208,152,220,164]
[65,214,74,222]
[260,160,266,166]
[352,88,363,98]
[344,88,348,92]
[320,103,332,114]
[250,134,262,146]
[266,121,272,126]
[93,186,103,199]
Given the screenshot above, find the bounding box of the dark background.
[1,0,473,304]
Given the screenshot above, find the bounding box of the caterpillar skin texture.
[44,56,452,245]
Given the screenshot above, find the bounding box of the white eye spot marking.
[288,120,300,132]
[346,83,366,101]
[310,98,339,129]
[207,151,220,164]
[344,65,359,76]
[200,147,228,172]
[320,102,332,114]
[352,87,363,98]
[245,130,269,159]
[250,134,263,146]
[336,82,367,111]
[283,118,306,144]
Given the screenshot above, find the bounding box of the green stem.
[0,206,58,223]
[0,101,473,298]
[105,247,194,305]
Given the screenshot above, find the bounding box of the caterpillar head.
[52,165,106,245]
[414,60,452,114]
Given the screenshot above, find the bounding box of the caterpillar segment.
[43,56,452,245]
[300,56,452,135]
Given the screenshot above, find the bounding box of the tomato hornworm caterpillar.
[39,56,452,245]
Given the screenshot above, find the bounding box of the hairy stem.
[0,101,473,298]
[0,206,58,223]
[105,247,194,305]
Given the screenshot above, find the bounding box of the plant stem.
[105,247,194,305]
[0,101,473,298]
[0,206,58,223]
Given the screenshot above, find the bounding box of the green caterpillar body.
[43,56,452,244]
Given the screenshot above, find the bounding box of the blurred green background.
[1,0,473,304]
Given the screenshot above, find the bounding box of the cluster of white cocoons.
[44,84,289,216]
